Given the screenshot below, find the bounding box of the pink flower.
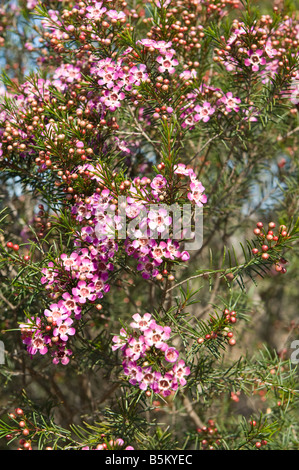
[150,174,167,192]
[123,360,144,385]
[180,251,190,261]
[72,280,97,304]
[153,371,178,396]
[173,359,190,386]
[143,323,171,351]
[60,252,80,271]
[244,49,266,72]
[150,241,167,262]
[265,41,277,59]
[148,207,172,234]
[187,180,207,207]
[127,64,148,86]
[124,336,147,361]
[130,313,154,331]
[106,10,126,21]
[194,102,215,122]
[85,2,107,20]
[51,346,73,365]
[44,301,69,325]
[220,92,241,113]
[156,53,178,74]
[164,347,179,363]
[24,332,51,356]
[164,240,181,260]
[100,86,125,111]
[138,366,155,391]
[112,328,129,351]
[53,318,76,342]
[136,257,160,279]
[61,293,82,319]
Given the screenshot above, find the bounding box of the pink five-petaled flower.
[150,174,167,193]
[85,2,107,20]
[61,292,82,319]
[53,318,76,342]
[124,336,147,361]
[72,280,97,304]
[164,347,179,363]
[138,366,155,391]
[187,180,207,207]
[100,86,125,112]
[156,52,178,74]
[153,371,178,397]
[60,252,81,272]
[143,323,171,351]
[130,313,154,331]
[111,328,129,352]
[173,359,190,386]
[244,49,266,72]
[194,102,215,123]
[147,207,172,235]
[106,10,126,21]
[43,301,69,325]
[51,346,73,365]
[23,332,51,356]
[136,256,160,279]
[220,92,241,113]
[122,360,144,385]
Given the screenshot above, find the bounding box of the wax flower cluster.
[112,313,190,396]
[19,161,206,364]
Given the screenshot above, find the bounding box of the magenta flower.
[124,336,147,361]
[164,347,179,363]
[61,292,82,319]
[100,86,125,111]
[244,49,266,72]
[150,241,167,263]
[173,360,191,386]
[72,280,97,304]
[136,256,160,279]
[51,346,73,365]
[153,371,178,397]
[180,251,190,261]
[138,367,155,391]
[150,174,167,192]
[194,102,215,123]
[220,92,241,113]
[122,360,144,385]
[164,239,181,260]
[53,318,76,342]
[60,252,80,271]
[143,323,171,351]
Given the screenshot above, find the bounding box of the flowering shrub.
[0,0,299,452]
[112,313,190,396]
